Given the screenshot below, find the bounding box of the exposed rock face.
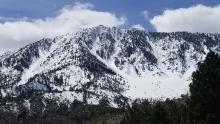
[1,25,220,106]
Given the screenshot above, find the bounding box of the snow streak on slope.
[1,26,220,104]
[78,27,220,99]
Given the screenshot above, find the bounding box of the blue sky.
[0,0,220,51]
[0,0,219,31]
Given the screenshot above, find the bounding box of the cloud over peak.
[0,2,125,51]
[150,4,220,33]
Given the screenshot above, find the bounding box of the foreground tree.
[120,51,220,124]
[188,51,220,124]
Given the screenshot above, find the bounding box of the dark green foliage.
[0,89,125,124]
[0,95,123,124]
[151,102,170,124]
[164,97,189,124]
[120,98,188,124]
[188,51,220,124]
[121,99,152,124]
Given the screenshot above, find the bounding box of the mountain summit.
[1,26,220,105]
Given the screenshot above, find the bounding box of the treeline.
[121,51,220,124]
[0,91,124,124]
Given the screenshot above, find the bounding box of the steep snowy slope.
[0,32,127,106]
[65,26,220,98]
[1,25,220,104]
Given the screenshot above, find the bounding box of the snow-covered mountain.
[1,25,220,106]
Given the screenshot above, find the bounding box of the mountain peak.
[1,27,220,106]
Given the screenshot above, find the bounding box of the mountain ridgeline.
[0,26,220,111]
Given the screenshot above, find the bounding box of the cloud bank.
[150,4,220,33]
[0,3,125,51]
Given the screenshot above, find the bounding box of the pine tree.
[188,51,220,124]
[151,102,170,124]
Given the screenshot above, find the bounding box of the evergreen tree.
[188,51,220,124]
[151,102,170,124]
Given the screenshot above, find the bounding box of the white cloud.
[0,2,125,51]
[150,4,220,33]
[131,24,145,30]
